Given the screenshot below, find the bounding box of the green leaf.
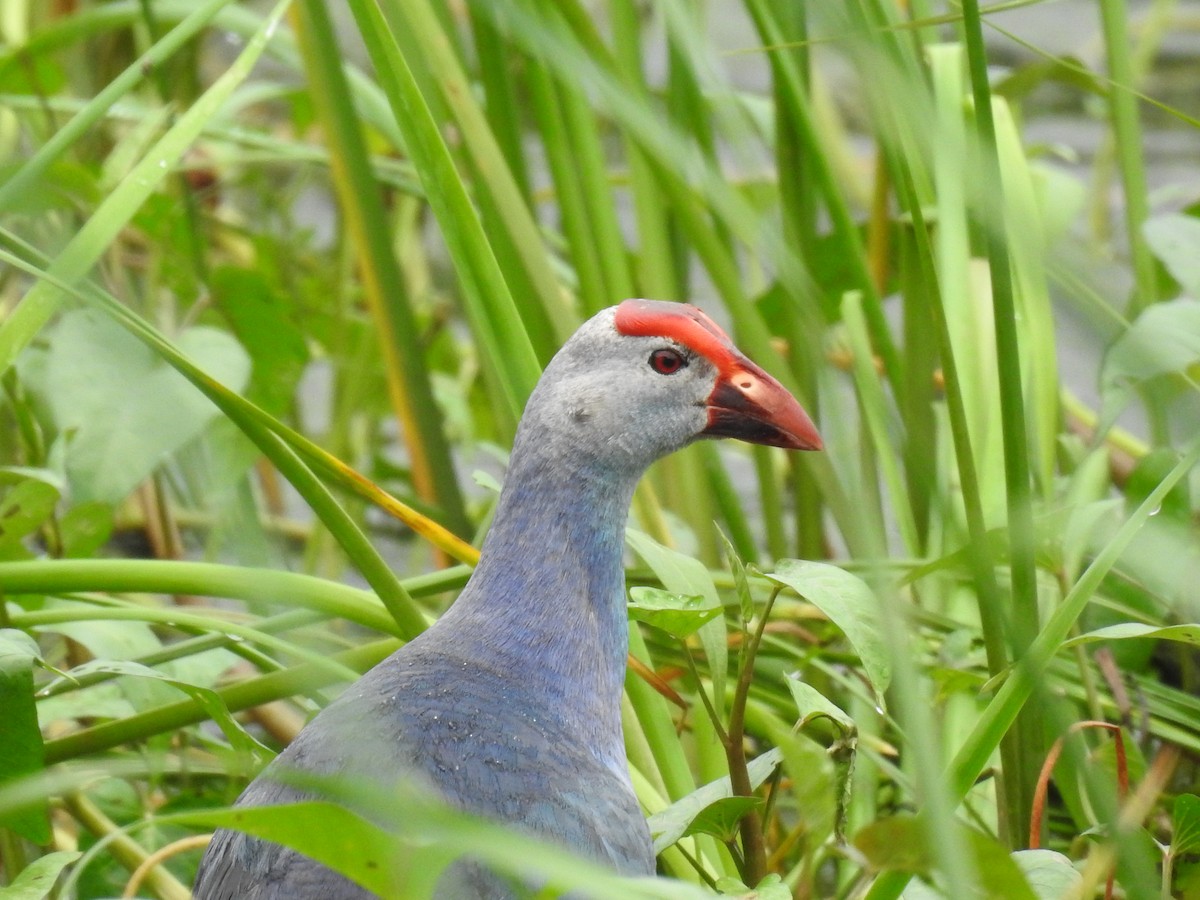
[856,816,1038,899]
[646,747,782,853]
[0,478,59,560]
[627,528,728,717]
[855,815,932,876]
[1062,622,1200,650]
[766,560,891,704]
[176,802,401,897]
[1172,794,1200,857]
[627,587,722,639]
[681,795,762,843]
[172,791,707,900]
[209,266,309,416]
[0,629,49,843]
[0,850,81,900]
[22,308,250,503]
[1099,298,1200,429]
[58,502,114,558]
[717,527,754,626]
[1010,849,1082,899]
[1144,213,1200,298]
[786,676,856,734]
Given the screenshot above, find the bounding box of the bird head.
[522,299,821,475]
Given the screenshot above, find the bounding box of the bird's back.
[193,642,653,899]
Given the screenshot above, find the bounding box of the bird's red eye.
[649,348,686,375]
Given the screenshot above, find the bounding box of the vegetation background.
[1,0,1199,896]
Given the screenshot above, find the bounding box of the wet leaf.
[627,586,722,639]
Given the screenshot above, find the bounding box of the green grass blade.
[959,0,1043,843]
[379,0,575,352]
[0,559,399,635]
[344,0,543,418]
[291,0,468,534]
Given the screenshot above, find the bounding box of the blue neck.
[436,442,639,759]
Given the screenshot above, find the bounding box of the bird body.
[194,300,820,899]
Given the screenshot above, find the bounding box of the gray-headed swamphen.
[193,299,821,898]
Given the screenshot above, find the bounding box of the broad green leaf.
[23,308,250,503]
[0,629,49,843]
[0,850,81,900]
[681,795,762,843]
[1144,213,1200,297]
[647,747,782,853]
[1099,298,1200,429]
[855,815,931,875]
[766,560,891,703]
[857,816,1038,900]
[1173,794,1200,857]
[209,266,309,416]
[626,530,721,606]
[627,587,721,639]
[786,676,855,733]
[44,611,162,661]
[0,479,59,560]
[1011,849,1082,898]
[57,501,114,558]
